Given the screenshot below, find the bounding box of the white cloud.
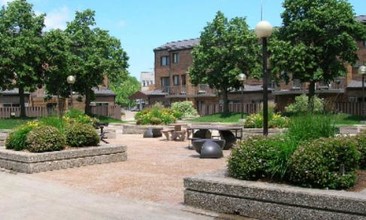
[44,6,71,30]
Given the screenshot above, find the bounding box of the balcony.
[164,84,217,97]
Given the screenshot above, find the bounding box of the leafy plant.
[228,135,296,181]
[288,137,360,189]
[135,104,177,125]
[65,123,100,147]
[287,114,336,143]
[244,112,288,128]
[171,101,198,119]
[285,94,324,114]
[5,121,39,151]
[26,125,66,153]
[354,130,366,169]
[63,109,99,126]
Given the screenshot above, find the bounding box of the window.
[142,80,146,87]
[160,56,169,66]
[173,75,180,86]
[172,53,179,63]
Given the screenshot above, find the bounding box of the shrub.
[171,101,198,119]
[228,135,296,181]
[63,109,99,126]
[285,94,324,114]
[135,104,177,125]
[354,130,366,169]
[5,121,39,151]
[287,114,336,143]
[65,123,100,147]
[244,112,288,128]
[26,125,66,153]
[288,137,360,189]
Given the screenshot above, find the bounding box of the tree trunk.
[222,90,229,115]
[84,89,92,116]
[308,80,316,112]
[19,86,26,118]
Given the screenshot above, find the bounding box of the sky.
[0,0,365,80]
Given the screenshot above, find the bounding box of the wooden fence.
[199,102,366,116]
[198,103,261,116]
[0,105,121,119]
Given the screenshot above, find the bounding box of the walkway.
[0,133,248,219]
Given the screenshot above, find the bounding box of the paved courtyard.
[0,132,248,219]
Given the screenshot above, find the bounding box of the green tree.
[189,11,260,114]
[0,0,45,117]
[65,9,129,115]
[43,29,73,114]
[270,0,366,111]
[110,75,140,107]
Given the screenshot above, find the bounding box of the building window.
[173,75,180,86]
[172,53,179,63]
[142,80,146,87]
[160,56,169,66]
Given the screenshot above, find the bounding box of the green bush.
[171,101,198,119]
[65,123,100,147]
[26,125,66,153]
[287,114,336,143]
[39,116,66,133]
[285,94,324,114]
[354,130,366,169]
[63,108,99,126]
[244,112,288,128]
[5,121,39,151]
[288,137,360,189]
[228,135,296,181]
[135,104,177,125]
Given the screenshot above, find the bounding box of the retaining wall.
[0,145,127,173]
[184,170,366,220]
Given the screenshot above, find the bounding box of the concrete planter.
[184,170,366,220]
[0,144,127,174]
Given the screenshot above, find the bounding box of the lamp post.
[67,75,76,108]
[359,65,366,117]
[236,73,246,120]
[255,20,273,136]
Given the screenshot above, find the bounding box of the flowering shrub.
[354,130,366,169]
[65,123,100,147]
[26,125,66,153]
[171,101,198,119]
[285,94,324,114]
[5,121,40,151]
[135,104,178,125]
[63,109,99,127]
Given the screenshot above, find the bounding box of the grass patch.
[0,118,34,130]
[333,113,364,126]
[95,115,123,124]
[187,113,244,123]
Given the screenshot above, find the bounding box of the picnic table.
[187,125,243,149]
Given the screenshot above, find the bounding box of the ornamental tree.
[189,11,260,114]
[270,0,366,111]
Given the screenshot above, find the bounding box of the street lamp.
[255,20,273,136]
[67,75,76,108]
[359,65,366,117]
[236,73,246,119]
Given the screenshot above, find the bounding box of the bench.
[161,129,175,140]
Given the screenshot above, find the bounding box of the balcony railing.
[165,84,216,97]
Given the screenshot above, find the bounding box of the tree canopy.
[0,0,45,117]
[65,9,129,115]
[110,75,140,107]
[270,0,366,110]
[189,11,260,114]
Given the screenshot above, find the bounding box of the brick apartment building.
[134,15,366,115]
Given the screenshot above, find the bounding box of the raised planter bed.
[184,170,366,219]
[0,144,127,173]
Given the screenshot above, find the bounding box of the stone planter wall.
[184,170,366,220]
[122,124,164,135]
[0,145,127,173]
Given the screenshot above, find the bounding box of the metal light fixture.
[236,73,246,119]
[67,75,76,108]
[255,20,273,136]
[359,65,366,117]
